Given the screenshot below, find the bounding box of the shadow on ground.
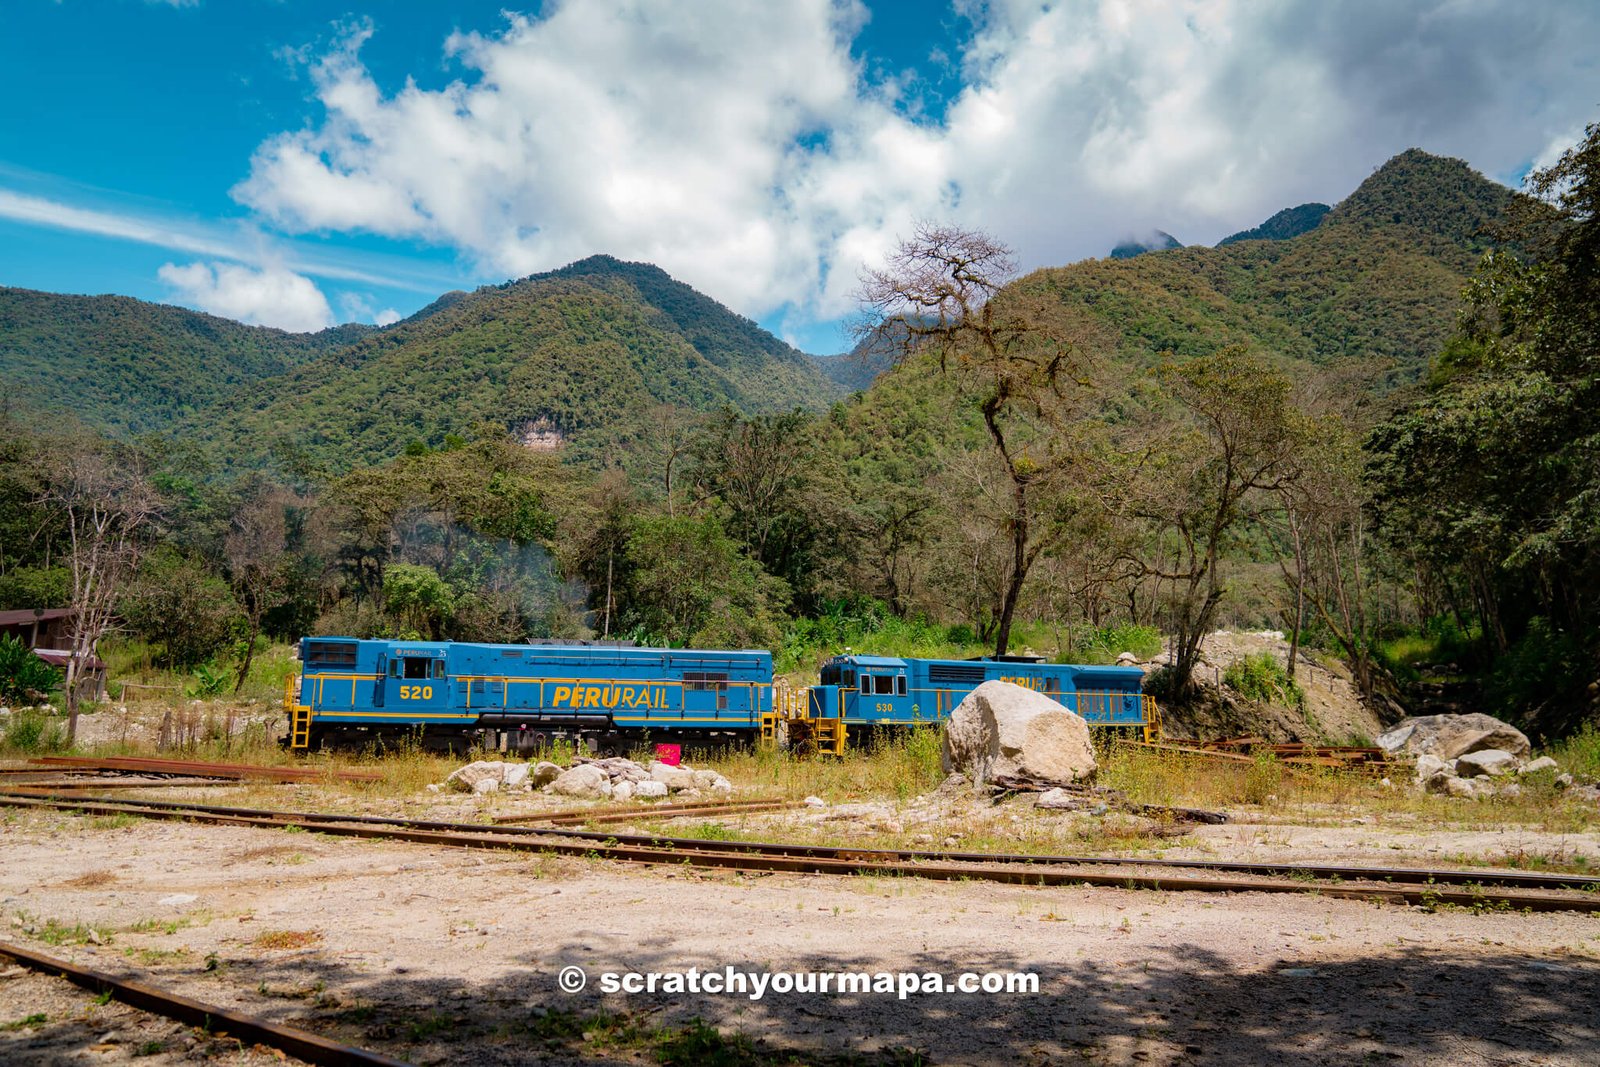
[18,934,1583,1066]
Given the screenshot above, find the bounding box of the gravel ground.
[4,802,1600,1066]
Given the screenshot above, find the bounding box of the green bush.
[0,633,61,704]
[1223,651,1305,708]
[1062,624,1163,665]
[1549,722,1600,783]
[2,708,67,754]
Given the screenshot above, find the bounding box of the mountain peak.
[1218,203,1330,246]
[1109,231,1183,259]
[1326,148,1511,244]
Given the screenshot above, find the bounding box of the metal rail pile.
[3,789,1597,913]
[22,755,383,784]
[493,796,810,825]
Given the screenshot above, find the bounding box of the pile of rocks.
[1377,712,1567,799]
[440,755,733,800]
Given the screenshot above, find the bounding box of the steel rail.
[493,798,809,825]
[4,792,1598,912]
[6,788,1597,893]
[0,939,409,1066]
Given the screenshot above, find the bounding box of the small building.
[0,607,107,702]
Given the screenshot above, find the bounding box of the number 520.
[399,685,433,700]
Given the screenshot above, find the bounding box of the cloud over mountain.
[231,0,1600,335]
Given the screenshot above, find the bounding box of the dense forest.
[2,133,1597,738]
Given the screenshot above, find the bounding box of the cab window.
[897,676,907,696]
[401,658,431,680]
[859,675,870,694]
[873,675,895,696]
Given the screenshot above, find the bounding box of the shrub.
[1062,624,1163,665]
[0,633,61,704]
[1223,651,1305,708]
[2,708,67,754]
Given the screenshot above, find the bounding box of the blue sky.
[2,1,1597,352]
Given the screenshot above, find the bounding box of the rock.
[612,781,634,802]
[426,783,441,793]
[1424,773,1458,796]
[445,760,507,793]
[1414,754,1450,783]
[550,764,610,798]
[473,777,501,794]
[1556,773,1574,789]
[1035,788,1084,811]
[803,795,826,808]
[634,780,669,799]
[1521,756,1560,775]
[502,764,531,790]
[650,762,697,791]
[941,680,1096,787]
[1116,652,1141,666]
[1443,776,1482,799]
[531,762,564,787]
[1456,749,1520,778]
[1377,714,1531,761]
[708,777,733,795]
[1495,781,1523,798]
[157,894,197,907]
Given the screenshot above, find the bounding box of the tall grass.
[0,708,68,755]
[706,725,945,802]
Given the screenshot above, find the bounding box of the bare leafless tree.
[38,443,160,737]
[856,223,1103,654]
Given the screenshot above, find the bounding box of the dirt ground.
[4,792,1600,1066]
[1151,630,1387,744]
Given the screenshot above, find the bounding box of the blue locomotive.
[285,638,1153,753]
[791,653,1150,753]
[287,637,772,753]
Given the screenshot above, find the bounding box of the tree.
[622,514,789,648]
[1122,348,1307,695]
[856,223,1102,654]
[1368,117,1600,724]
[224,486,299,692]
[383,563,454,640]
[121,547,243,669]
[38,440,160,735]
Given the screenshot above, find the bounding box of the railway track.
[0,939,408,1066]
[4,789,1598,912]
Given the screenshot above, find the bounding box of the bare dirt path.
[4,808,1600,1065]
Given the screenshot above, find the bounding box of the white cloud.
[374,308,401,326]
[0,186,452,292]
[233,0,1600,332]
[158,261,335,332]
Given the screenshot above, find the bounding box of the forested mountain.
[1030,149,1513,381]
[181,255,839,474]
[1218,203,1330,245]
[0,288,371,435]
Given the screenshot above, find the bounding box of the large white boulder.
[445,760,506,793]
[531,761,564,787]
[649,762,697,792]
[1377,714,1530,761]
[502,764,531,790]
[550,763,610,798]
[634,780,669,799]
[941,680,1097,787]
